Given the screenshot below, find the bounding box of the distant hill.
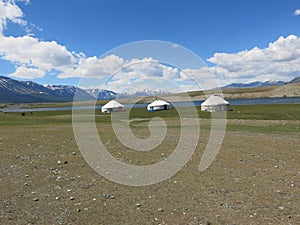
[288,76,300,84]
[222,80,285,89]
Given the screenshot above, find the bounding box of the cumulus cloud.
[69,55,213,92]
[0,0,78,79]
[208,35,300,83]
[9,66,44,79]
[0,35,77,78]
[79,56,220,92]
[104,57,200,92]
[61,55,184,81]
[180,67,222,89]
[116,58,182,81]
[72,35,300,91]
[59,54,125,78]
[0,27,206,89]
[0,0,27,33]
[293,9,300,16]
[0,36,76,70]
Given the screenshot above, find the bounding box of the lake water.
[1,97,300,113]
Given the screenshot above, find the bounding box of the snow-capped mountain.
[118,89,172,98]
[0,76,94,103]
[0,75,172,104]
[85,89,117,100]
[222,80,286,89]
[0,76,62,103]
[85,88,171,100]
[45,85,94,101]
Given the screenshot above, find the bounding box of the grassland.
[0,104,299,224]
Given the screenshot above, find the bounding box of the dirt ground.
[0,119,299,225]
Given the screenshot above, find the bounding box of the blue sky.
[0,0,300,92]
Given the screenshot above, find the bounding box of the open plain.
[0,104,299,225]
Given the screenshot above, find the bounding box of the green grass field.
[1,104,299,133]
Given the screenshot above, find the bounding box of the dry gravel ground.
[0,118,299,225]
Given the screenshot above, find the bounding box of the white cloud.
[96,58,223,92]
[293,9,300,16]
[178,67,225,90]
[178,84,201,92]
[2,36,75,70]
[116,58,182,81]
[9,66,44,79]
[180,68,210,82]
[0,0,27,34]
[0,35,77,78]
[59,54,125,78]
[0,28,192,87]
[18,0,30,5]
[208,35,300,83]
[60,55,182,80]
[0,0,79,80]
[104,58,194,92]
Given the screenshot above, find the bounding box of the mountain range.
[0,75,299,104]
[0,76,94,104]
[85,88,118,100]
[221,80,286,89]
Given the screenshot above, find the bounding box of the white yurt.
[101,100,125,113]
[201,94,230,112]
[147,99,171,112]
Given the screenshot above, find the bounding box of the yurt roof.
[148,99,170,107]
[102,100,124,109]
[201,94,229,106]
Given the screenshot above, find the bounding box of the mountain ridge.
[85,89,117,100]
[0,76,94,103]
[288,77,300,84]
[0,75,299,104]
[222,80,286,89]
